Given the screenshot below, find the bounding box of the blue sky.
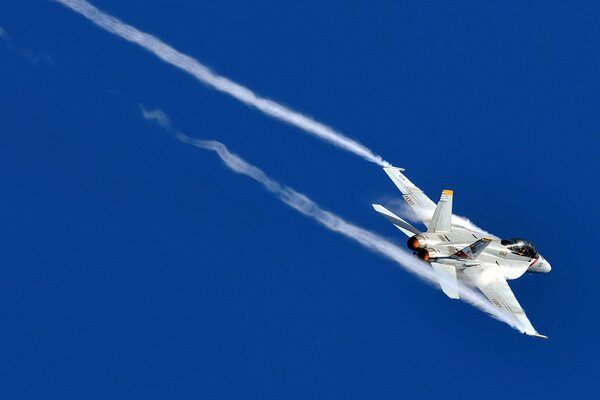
[1,1,598,398]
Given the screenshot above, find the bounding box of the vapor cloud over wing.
[141,107,525,334]
[53,0,388,166]
[384,199,498,238]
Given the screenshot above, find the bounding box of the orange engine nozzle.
[407,236,420,250]
[417,249,431,261]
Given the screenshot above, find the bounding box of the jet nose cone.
[539,255,551,273]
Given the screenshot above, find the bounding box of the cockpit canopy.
[501,238,538,258]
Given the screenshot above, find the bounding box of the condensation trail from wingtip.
[140,107,524,334]
[53,0,389,167]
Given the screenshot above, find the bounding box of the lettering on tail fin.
[452,238,493,260]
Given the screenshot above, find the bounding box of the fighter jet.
[372,166,550,339]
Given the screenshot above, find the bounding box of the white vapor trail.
[141,107,524,334]
[0,26,15,51]
[53,0,388,167]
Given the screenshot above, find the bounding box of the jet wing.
[383,167,436,225]
[463,265,547,339]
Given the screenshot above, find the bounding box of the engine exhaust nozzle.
[417,249,429,261]
[417,249,436,262]
[407,235,426,250]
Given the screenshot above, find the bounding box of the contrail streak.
[53,0,389,167]
[0,26,16,51]
[141,107,524,334]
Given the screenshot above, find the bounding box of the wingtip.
[383,165,405,172]
[525,332,549,340]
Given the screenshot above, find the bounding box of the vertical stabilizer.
[427,190,453,233]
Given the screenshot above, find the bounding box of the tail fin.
[427,190,453,233]
[372,204,421,237]
[451,238,493,260]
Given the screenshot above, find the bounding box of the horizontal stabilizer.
[372,204,421,237]
[431,262,460,299]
